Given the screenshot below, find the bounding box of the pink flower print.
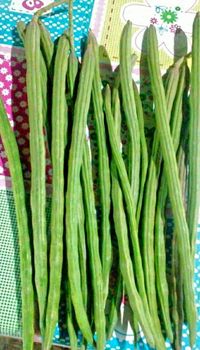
[22,0,44,11]
[150,17,158,25]
[169,24,181,33]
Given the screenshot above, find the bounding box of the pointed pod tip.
[125,20,133,30]
[193,11,200,29]
[148,24,157,35]
[105,84,111,98]
[88,29,96,41]
[87,30,98,49]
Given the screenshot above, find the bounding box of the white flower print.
[0,58,3,65]
[6,74,12,82]
[48,168,53,176]
[0,67,8,75]
[15,91,23,98]
[22,148,29,156]
[0,151,6,158]
[0,82,4,88]
[4,161,9,168]
[10,120,14,128]
[6,98,12,106]
[17,56,24,63]
[21,123,29,130]
[11,61,16,67]
[0,165,4,173]
[13,106,19,113]
[2,89,9,96]
[4,54,10,61]
[13,70,21,77]
[121,0,197,56]
[16,115,23,122]
[18,138,25,145]
[12,84,17,91]
[18,77,25,84]
[20,101,27,108]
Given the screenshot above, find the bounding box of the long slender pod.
[120,21,140,205]
[78,185,88,311]
[132,81,148,224]
[106,272,123,340]
[17,20,50,157]
[66,13,88,345]
[90,32,112,304]
[67,50,78,98]
[140,58,182,346]
[112,74,140,341]
[43,34,69,350]
[106,88,122,340]
[67,0,79,99]
[0,98,34,349]
[65,38,95,345]
[81,141,106,350]
[104,85,155,348]
[66,12,89,344]
[171,114,189,350]
[38,20,54,72]
[155,63,186,341]
[147,25,196,346]
[110,145,155,347]
[171,141,187,350]
[37,20,54,146]
[24,17,48,336]
[17,21,48,128]
[188,12,200,260]
[66,282,78,350]
[112,61,140,339]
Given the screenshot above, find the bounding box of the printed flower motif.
[0,151,6,158]
[22,0,44,11]
[161,9,177,24]
[6,98,12,106]
[15,91,23,98]
[5,74,12,82]
[20,101,27,108]
[11,61,16,67]
[2,89,9,96]
[18,77,25,84]
[0,67,8,75]
[121,0,197,56]
[169,24,181,33]
[13,70,21,77]
[12,106,19,113]
[150,17,158,24]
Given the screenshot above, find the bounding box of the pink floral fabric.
[0,53,52,184]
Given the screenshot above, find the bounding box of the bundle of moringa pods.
[0,0,199,349]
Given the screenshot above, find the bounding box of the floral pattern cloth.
[122,0,197,56]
